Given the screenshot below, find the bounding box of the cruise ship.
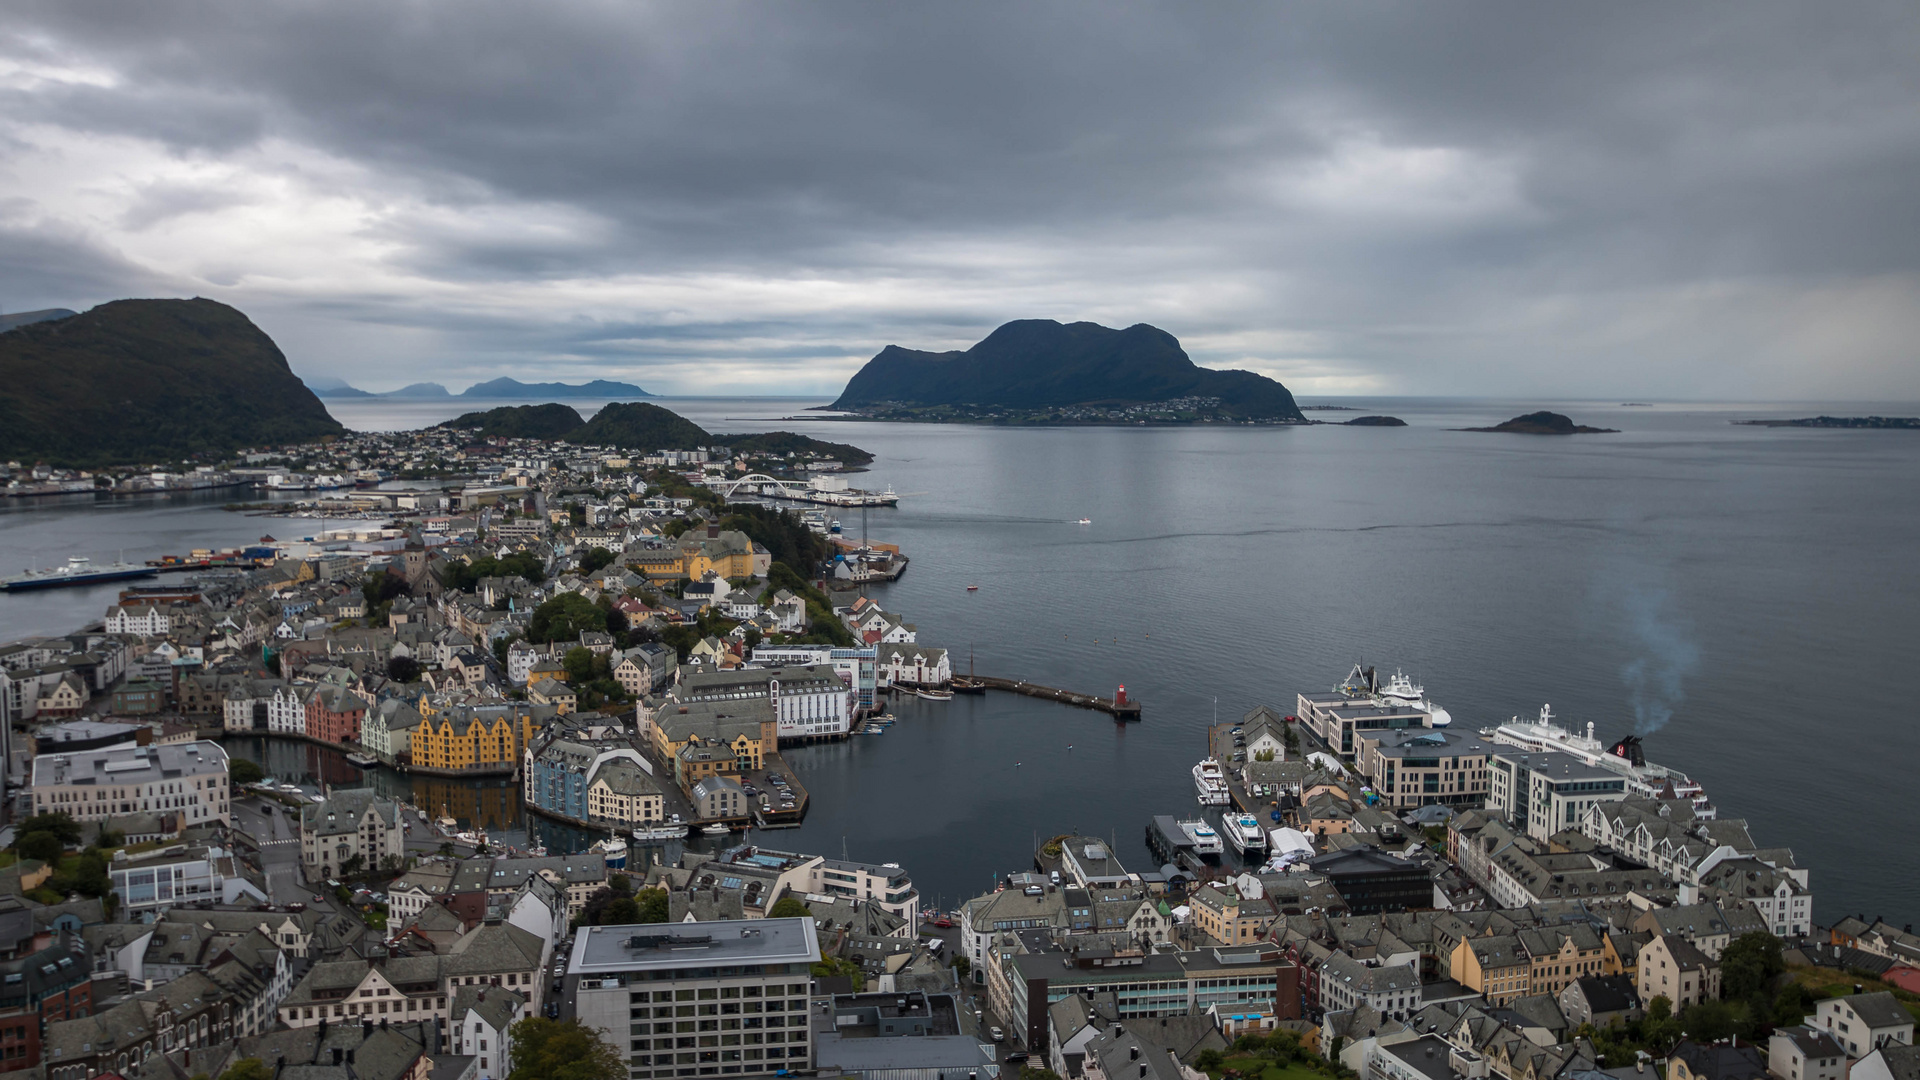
[1177,819,1224,860]
[1224,813,1267,857]
[1192,758,1231,806]
[1482,704,1708,807]
[1,556,158,592]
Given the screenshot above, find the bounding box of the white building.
[300,789,407,879]
[674,664,851,740]
[104,604,171,637]
[450,985,524,1080]
[1811,992,1914,1059]
[29,741,232,825]
[223,681,306,734]
[875,643,950,688]
[109,844,269,915]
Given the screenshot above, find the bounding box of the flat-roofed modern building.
[568,918,823,1080]
[1489,749,1628,843]
[28,740,231,825]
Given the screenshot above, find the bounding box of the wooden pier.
[953,676,1142,719]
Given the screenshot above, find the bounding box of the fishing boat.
[345,752,380,768]
[1192,758,1231,806]
[1224,813,1268,856]
[590,834,628,869]
[914,687,954,701]
[2,555,158,592]
[966,585,979,591]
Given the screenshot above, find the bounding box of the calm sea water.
[11,397,1918,925]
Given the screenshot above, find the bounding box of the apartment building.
[28,741,232,825]
[568,918,822,1079]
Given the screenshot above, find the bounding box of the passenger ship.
[1191,758,1230,806]
[1224,813,1268,857]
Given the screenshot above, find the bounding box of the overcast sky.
[3,3,1917,398]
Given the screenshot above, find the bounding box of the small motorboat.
[966,585,979,591]
[1075,518,1091,525]
[915,687,954,701]
[701,823,732,835]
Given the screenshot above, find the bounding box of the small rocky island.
[1342,415,1407,426]
[1461,410,1618,434]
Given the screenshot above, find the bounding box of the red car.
[931,917,953,929]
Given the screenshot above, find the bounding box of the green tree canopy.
[229,758,265,785]
[219,1059,274,1080]
[507,1018,626,1080]
[14,812,82,847]
[1721,931,1786,1001]
[528,592,608,643]
[767,896,812,920]
[17,832,63,863]
[581,546,616,574]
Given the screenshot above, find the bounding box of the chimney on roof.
[332,1050,343,1066]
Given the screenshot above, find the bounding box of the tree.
[563,646,598,685]
[14,812,83,847]
[387,655,422,683]
[636,887,670,923]
[507,1018,626,1080]
[219,1060,274,1080]
[604,897,640,924]
[1721,931,1786,1001]
[1646,996,1672,1023]
[1195,1050,1224,1074]
[17,831,63,863]
[528,593,608,644]
[767,896,812,920]
[1020,1069,1065,1080]
[229,758,265,785]
[581,546,615,574]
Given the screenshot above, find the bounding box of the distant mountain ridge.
[0,298,345,464]
[829,319,1304,422]
[0,309,79,334]
[308,375,650,400]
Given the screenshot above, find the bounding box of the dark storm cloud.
[2,2,1917,394]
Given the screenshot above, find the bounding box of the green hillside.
[0,298,345,465]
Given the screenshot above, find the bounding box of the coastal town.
[0,430,1912,1080]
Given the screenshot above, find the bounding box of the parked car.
[989,1027,1005,1042]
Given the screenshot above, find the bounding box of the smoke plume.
[1619,586,1700,735]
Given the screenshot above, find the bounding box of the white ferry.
[1192,758,1231,805]
[1178,819,1224,860]
[634,824,691,842]
[1224,813,1268,856]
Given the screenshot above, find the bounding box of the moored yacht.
[1224,813,1267,856]
[1192,758,1230,805]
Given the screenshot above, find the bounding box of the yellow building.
[528,678,577,715]
[1452,934,1531,1005]
[1188,884,1272,945]
[1521,925,1606,998]
[649,699,778,786]
[627,523,767,582]
[409,702,540,772]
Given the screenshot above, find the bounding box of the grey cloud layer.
[3,2,1917,396]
